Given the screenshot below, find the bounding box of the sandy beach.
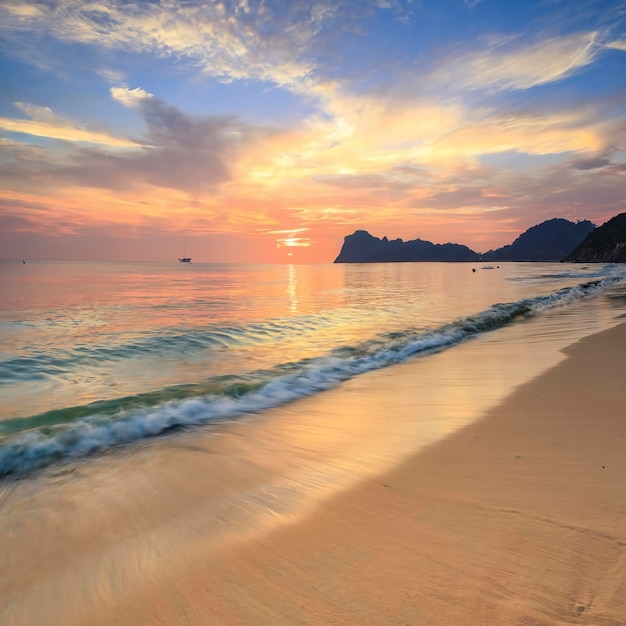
[2,320,626,626]
[74,322,626,625]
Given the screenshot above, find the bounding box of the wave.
[0,275,622,478]
[0,309,378,385]
[0,317,322,384]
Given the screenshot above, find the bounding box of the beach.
[100,321,626,626]
[3,319,625,625]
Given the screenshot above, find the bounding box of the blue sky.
[0,0,625,262]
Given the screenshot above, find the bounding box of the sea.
[2,259,626,623]
[1,259,625,480]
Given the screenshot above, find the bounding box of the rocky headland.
[563,213,626,263]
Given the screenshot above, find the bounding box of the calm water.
[2,259,626,625]
[1,259,625,478]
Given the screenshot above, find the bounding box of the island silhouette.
[334,217,609,263]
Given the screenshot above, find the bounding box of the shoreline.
[85,321,626,625]
[2,319,625,625]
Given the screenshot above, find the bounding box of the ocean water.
[0,259,625,479]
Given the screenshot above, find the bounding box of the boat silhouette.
[178,236,191,263]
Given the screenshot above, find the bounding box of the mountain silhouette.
[481,218,595,261]
[334,218,596,263]
[563,213,626,263]
[334,230,479,263]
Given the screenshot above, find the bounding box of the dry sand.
[75,322,626,626]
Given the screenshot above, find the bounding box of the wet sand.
[3,322,626,625]
[88,323,626,624]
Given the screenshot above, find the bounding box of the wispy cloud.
[0,0,400,87]
[606,39,626,52]
[98,68,126,83]
[0,102,138,147]
[435,30,601,92]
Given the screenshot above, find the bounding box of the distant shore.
[75,321,626,625]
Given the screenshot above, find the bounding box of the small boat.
[481,265,495,269]
[178,236,191,263]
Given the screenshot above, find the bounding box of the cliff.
[563,213,626,263]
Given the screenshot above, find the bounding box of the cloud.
[267,228,310,235]
[0,88,282,196]
[606,40,626,52]
[316,163,428,191]
[570,155,613,170]
[110,86,153,108]
[301,86,609,183]
[0,102,139,147]
[275,236,312,248]
[0,138,55,192]
[43,88,281,193]
[0,0,404,88]
[99,68,127,83]
[435,30,601,92]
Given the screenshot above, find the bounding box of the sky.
[0,0,625,263]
